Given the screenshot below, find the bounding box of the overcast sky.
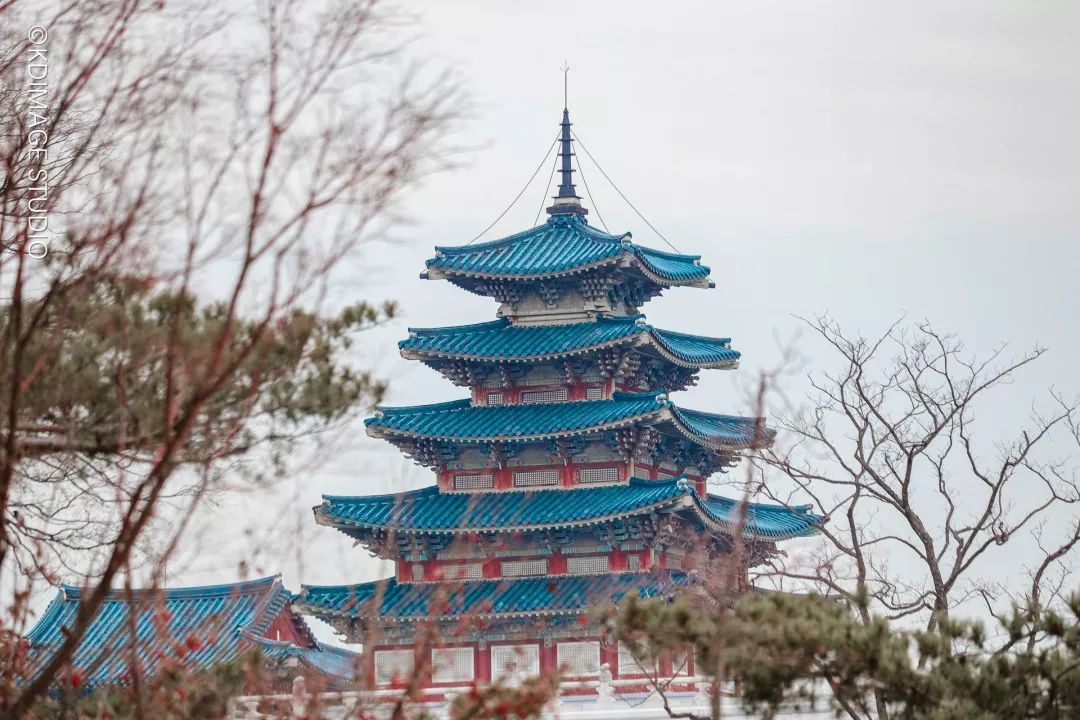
[158,1,1080,640]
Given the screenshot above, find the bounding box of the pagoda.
[295,105,821,693]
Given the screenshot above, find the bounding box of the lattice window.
[486,391,504,405]
[618,642,657,676]
[491,644,540,686]
[374,649,414,685]
[521,387,569,404]
[445,563,484,580]
[585,386,605,400]
[410,564,424,582]
[501,558,549,577]
[557,641,600,677]
[431,647,474,683]
[453,473,494,490]
[627,553,641,571]
[513,469,559,487]
[578,466,620,484]
[566,555,609,574]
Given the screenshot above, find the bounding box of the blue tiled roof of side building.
[317,477,821,540]
[400,316,740,367]
[24,577,307,688]
[365,392,766,447]
[298,572,690,620]
[426,215,710,284]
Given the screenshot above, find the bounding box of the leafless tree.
[0,0,460,714]
[755,316,1080,716]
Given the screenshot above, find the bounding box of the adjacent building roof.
[400,315,740,369]
[23,576,349,689]
[253,636,360,686]
[297,571,690,623]
[424,214,711,287]
[365,392,773,449]
[316,477,821,541]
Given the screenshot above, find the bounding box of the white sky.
[147,1,1080,640]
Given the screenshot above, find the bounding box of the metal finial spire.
[547,63,587,217]
[562,61,569,109]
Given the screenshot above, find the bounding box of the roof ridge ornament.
[546,64,588,218]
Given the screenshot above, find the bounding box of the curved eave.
[312,478,820,542]
[683,494,824,541]
[426,252,712,289]
[667,407,775,450]
[314,495,683,536]
[295,573,685,623]
[365,406,665,444]
[400,328,738,370]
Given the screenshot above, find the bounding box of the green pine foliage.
[607,590,1080,720]
[2,273,395,462]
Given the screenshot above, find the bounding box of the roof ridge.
[631,244,703,262]
[322,485,441,503]
[405,319,509,335]
[373,398,472,415]
[432,216,628,257]
[650,326,731,343]
[60,575,282,601]
[322,476,685,505]
[374,392,663,418]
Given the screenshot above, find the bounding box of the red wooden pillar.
[610,550,628,572]
[562,463,576,487]
[600,641,618,677]
[549,552,567,575]
[540,643,558,675]
[476,644,491,683]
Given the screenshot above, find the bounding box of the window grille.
[486,392,504,405]
[501,558,549,577]
[578,466,620,484]
[375,649,414,685]
[453,473,494,490]
[585,386,604,400]
[618,643,657,676]
[557,641,600,677]
[410,564,424,582]
[566,555,609,574]
[513,470,559,487]
[445,563,484,580]
[521,388,568,404]
[431,647,474,683]
[627,553,641,571]
[491,644,540,686]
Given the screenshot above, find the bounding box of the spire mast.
[547,63,587,217]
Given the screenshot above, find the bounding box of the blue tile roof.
[23,577,337,689]
[317,477,820,541]
[399,315,740,368]
[365,392,770,449]
[297,572,690,622]
[254,636,360,684]
[425,215,711,286]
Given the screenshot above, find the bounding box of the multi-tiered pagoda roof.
[297,102,821,690]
